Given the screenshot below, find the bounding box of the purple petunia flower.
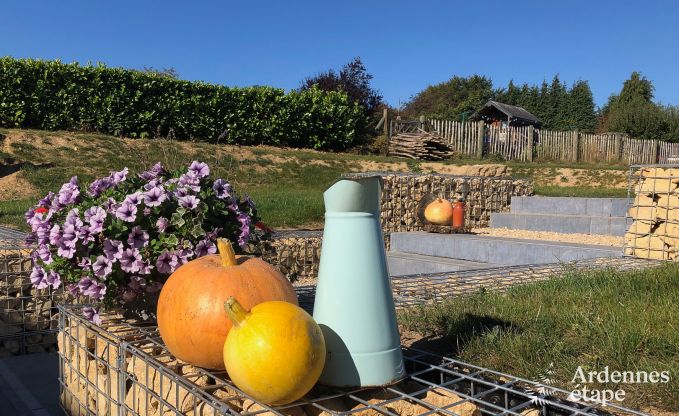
[84,206,107,234]
[137,162,166,181]
[143,186,167,207]
[37,245,53,264]
[195,239,217,257]
[25,207,36,222]
[112,167,128,185]
[92,255,113,278]
[156,217,169,233]
[38,192,54,209]
[119,248,142,273]
[54,177,80,209]
[188,161,210,178]
[78,277,107,300]
[178,195,200,210]
[83,307,102,325]
[174,187,190,198]
[205,228,222,241]
[237,213,251,248]
[175,242,194,265]
[178,171,201,192]
[212,179,233,200]
[136,259,153,275]
[156,250,179,274]
[66,283,79,297]
[45,270,61,289]
[65,208,83,228]
[49,224,62,246]
[103,239,123,260]
[77,225,95,244]
[124,191,143,206]
[35,223,51,245]
[103,197,118,214]
[115,201,137,222]
[78,257,92,269]
[30,267,47,289]
[127,226,149,249]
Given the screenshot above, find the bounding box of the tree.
[403,75,494,121]
[601,72,667,140]
[300,57,382,114]
[565,80,597,132]
[140,66,179,79]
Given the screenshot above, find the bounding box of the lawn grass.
[398,264,679,410]
[534,185,629,198]
[0,128,633,230]
[0,199,32,230]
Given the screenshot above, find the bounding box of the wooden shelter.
[474,100,542,128]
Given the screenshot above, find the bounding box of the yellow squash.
[223,297,326,405]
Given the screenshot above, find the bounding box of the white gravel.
[471,227,623,247]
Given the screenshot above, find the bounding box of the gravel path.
[471,227,623,247]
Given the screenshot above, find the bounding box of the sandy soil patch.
[471,227,623,247]
[0,171,37,200]
[532,167,627,189]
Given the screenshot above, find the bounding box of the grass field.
[0,128,629,230]
[398,264,679,411]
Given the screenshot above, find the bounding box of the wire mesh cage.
[0,238,62,356]
[57,256,663,416]
[624,164,679,260]
[342,172,533,231]
[58,304,648,416]
[258,230,323,283]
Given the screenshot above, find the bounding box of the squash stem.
[224,297,248,327]
[217,239,238,266]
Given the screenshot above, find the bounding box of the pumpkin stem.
[224,297,248,327]
[217,239,238,266]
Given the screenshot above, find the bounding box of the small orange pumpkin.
[424,198,454,225]
[157,239,297,369]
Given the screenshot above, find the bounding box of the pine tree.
[567,81,597,132]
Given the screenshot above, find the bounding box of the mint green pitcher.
[313,176,405,387]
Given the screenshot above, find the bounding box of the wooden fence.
[388,117,679,165]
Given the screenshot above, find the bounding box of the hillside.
[0,129,629,231]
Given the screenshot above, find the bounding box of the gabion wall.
[624,165,679,260]
[0,246,60,356]
[344,172,534,231]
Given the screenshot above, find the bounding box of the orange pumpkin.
[424,198,454,225]
[157,239,297,369]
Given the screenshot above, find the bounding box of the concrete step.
[511,196,628,217]
[387,252,495,276]
[490,212,629,236]
[390,232,621,266]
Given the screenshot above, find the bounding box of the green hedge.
[0,57,365,150]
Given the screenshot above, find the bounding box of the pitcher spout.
[323,176,382,214]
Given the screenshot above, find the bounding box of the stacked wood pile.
[58,309,499,416]
[388,130,454,161]
[343,173,533,231]
[0,250,60,356]
[625,167,679,260]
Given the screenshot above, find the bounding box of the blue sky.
[2,1,677,109]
